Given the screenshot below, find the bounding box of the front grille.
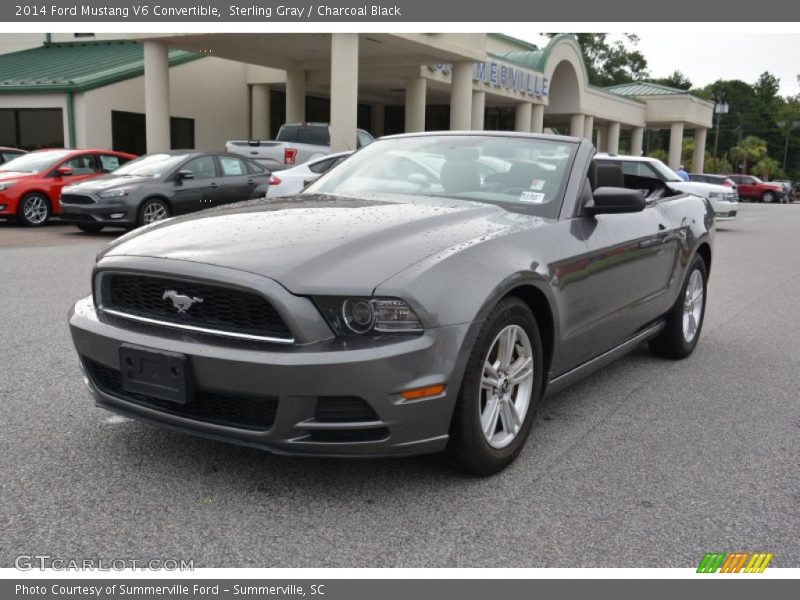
[101,273,293,342]
[314,397,379,422]
[60,213,95,222]
[84,358,278,431]
[61,193,96,205]
[307,428,390,443]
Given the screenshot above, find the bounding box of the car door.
[733,175,754,198]
[216,154,257,204]
[172,155,220,215]
[569,166,679,361]
[47,153,103,202]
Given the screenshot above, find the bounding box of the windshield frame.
[303,133,580,219]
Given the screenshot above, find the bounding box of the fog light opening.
[400,384,446,401]
[110,213,125,219]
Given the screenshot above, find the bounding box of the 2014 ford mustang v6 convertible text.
[68,132,714,475]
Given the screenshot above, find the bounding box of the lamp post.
[713,100,729,160]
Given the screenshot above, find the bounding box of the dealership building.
[0,33,714,171]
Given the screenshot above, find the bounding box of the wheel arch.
[502,285,556,386]
[139,194,173,214]
[696,241,712,274]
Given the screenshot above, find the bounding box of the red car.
[0,148,136,226]
[724,174,786,203]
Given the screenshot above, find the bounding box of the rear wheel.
[761,191,775,203]
[447,296,543,476]
[649,254,707,359]
[137,198,170,227]
[18,193,51,226]
[76,223,105,233]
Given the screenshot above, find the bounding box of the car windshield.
[112,153,189,178]
[648,160,683,182]
[0,150,71,173]
[305,135,577,217]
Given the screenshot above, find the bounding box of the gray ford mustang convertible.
[68,132,713,475]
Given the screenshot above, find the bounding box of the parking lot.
[1,203,799,568]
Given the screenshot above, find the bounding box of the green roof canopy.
[605,81,692,97]
[0,40,202,93]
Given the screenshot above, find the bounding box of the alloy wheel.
[479,324,535,449]
[682,269,704,343]
[142,202,168,224]
[23,196,49,225]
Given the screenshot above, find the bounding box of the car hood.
[64,174,152,192]
[0,171,37,181]
[668,180,731,196]
[99,194,543,294]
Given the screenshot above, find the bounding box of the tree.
[730,136,769,173]
[653,70,692,91]
[704,154,733,174]
[752,156,781,179]
[546,33,649,87]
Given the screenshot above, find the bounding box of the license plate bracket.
[119,344,192,404]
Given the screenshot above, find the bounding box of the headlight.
[314,296,423,335]
[707,192,721,201]
[0,181,17,191]
[99,188,131,199]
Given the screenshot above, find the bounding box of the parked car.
[68,132,713,475]
[226,123,373,171]
[59,151,271,232]
[0,148,135,226]
[595,154,739,221]
[268,151,353,198]
[724,174,787,203]
[689,173,738,192]
[0,146,26,165]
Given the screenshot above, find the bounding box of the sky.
[525,33,800,98]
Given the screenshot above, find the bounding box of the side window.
[218,155,248,176]
[98,154,124,173]
[246,160,265,174]
[307,157,337,174]
[61,154,98,175]
[182,156,217,179]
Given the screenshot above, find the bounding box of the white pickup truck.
[225,123,374,171]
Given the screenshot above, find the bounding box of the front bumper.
[69,293,475,458]
[59,198,137,226]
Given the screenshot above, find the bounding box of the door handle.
[209,182,219,189]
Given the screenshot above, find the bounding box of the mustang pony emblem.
[162,290,203,313]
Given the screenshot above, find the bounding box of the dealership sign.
[429,62,549,98]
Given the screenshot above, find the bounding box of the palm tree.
[729,136,768,174]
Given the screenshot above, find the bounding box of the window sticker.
[520,190,546,203]
[529,178,545,191]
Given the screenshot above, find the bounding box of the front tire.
[761,191,775,203]
[18,193,51,226]
[447,296,543,476]
[649,254,708,359]
[137,198,170,227]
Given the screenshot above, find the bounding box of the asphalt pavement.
[1,205,799,567]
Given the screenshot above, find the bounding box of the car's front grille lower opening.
[306,428,390,443]
[60,194,96,205]
[101,273,293,342]
[313,396,380,422]
[84,358,278,431]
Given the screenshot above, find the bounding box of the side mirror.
[586,187,646,215]
[56,166,73,177]
[176,170,194,181]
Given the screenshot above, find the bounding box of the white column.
[450,62,473,130]
[583,115,594,141]
[531,104,544,133]
[668,122,685,170]
[329,33,359,152]
[370,104,385,137]
[285,68,306,124]
[404,77,426,133]
[595,125,607,152]
[471,91,485,130]
[693,127,707,174]
[569,114,585,138]
[607,121,621,154]
[250,84,271,140]
[515,102,532,133]
[143,41,170,153]
[630,127,644,156]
